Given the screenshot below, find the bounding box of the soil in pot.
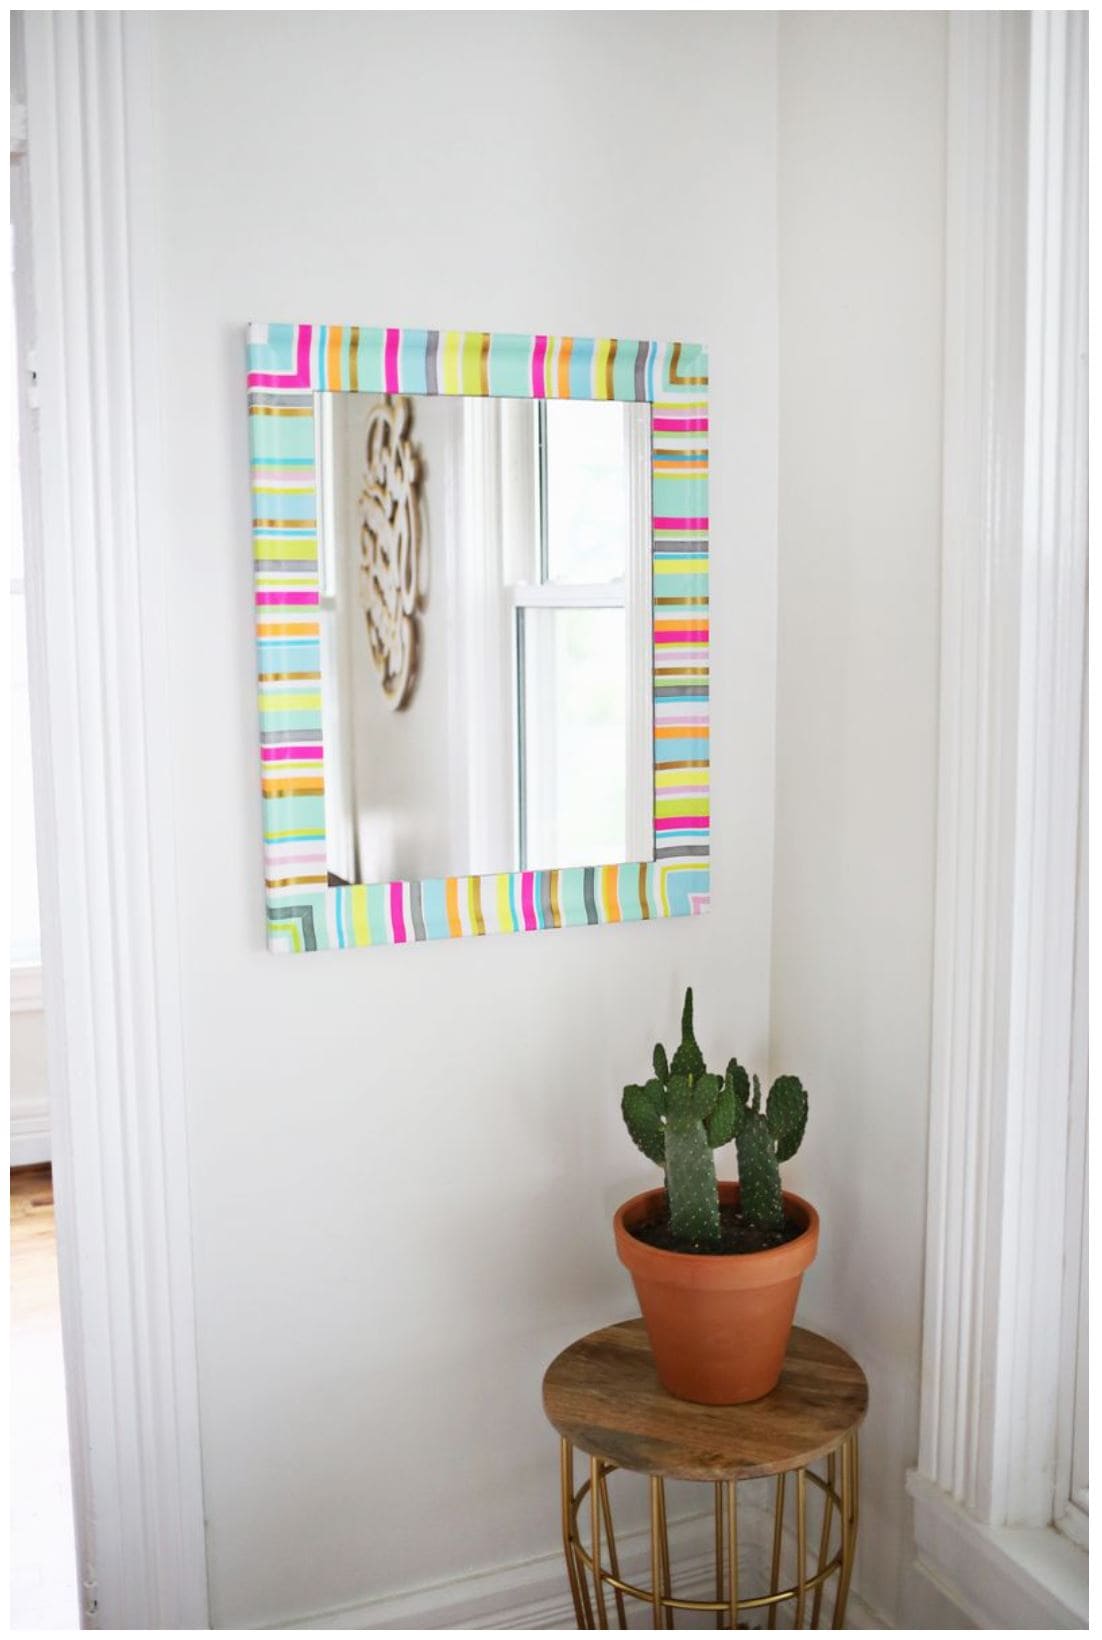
[629,1201,803,1256]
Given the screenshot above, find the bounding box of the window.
[512,401,652,870]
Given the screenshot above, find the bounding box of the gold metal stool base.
[559,1435,860,1630]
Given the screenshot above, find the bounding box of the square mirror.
[248,325,709,951]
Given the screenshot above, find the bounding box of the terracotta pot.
[614,1181,819,1405]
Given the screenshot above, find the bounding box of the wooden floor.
[11,1165,79,1629]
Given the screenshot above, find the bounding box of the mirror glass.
[315,392,654,886]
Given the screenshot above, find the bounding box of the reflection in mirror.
[315,393,653,886]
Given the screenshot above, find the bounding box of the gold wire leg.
[767,1472,786,1629]
[656,1478,673,1625]
[832,1438,856,1629]
[714,1483,724,1629]
[794,1469,808,1629]
[598,1467,628,1630]
[590,1455,609,1629]
[810,1451,836,1629]
[650,1477,665,1629]
[726,1481,739,1632]
[560,1440,586,1629]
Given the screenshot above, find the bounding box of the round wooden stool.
[542,1319,867,1630]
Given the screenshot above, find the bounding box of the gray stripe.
[654,686,710,698]
[260,729,322,743]
[583,867,598,924]
[540,872,554,928]
[425,330,439,394]
[410,880,426,942]
[635,340,649,401]
[254,558,319,572]
[655,845,710,859]
[267,903,318,951]
[248,391,313,408]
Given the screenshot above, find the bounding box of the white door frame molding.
[907,9,1087,1625]
[18,13,209,1628]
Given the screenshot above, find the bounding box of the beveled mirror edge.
[247,322,709,953]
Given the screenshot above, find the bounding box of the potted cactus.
[613,988,819,1404]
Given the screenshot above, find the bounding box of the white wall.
[148,12,779,1627]
[772,12,958,1628]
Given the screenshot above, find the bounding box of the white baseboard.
[11,1101,51,1167]
[276,1496,889,1630]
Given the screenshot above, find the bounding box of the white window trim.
[906,10,1087,1628]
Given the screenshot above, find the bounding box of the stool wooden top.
[542,1319,867,1482]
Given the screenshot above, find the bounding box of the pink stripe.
[656,785,709,797]
[390,881,407,942]
[654,517,709,529]
[261,745,323,761]
[264,853,327,866]
[384,328,400,392]
[656,714,710,726]
[255,591,319,606]
[656,629,709,643]
[248,324,313,389]
[652,418,708,431]
[531,336,548,398]
[655,817,710,831]
[521,871,538,930]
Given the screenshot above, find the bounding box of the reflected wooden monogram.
[358,395,426,709]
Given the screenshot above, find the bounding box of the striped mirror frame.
[247,323,709,952]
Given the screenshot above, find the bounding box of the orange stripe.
[558,336,572,397]
[600,865,622,923]
[257,621,320,636]
[261,778,325,795]
[655,725,709,739]
[445,877,462,937]
[327,325,342,389]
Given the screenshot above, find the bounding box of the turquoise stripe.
[420,878,448,938]
[612,341,640,401]
[354,329,386,393]
[263,793,326,830]
[367,882,388,942]
[249,416,315,462]
[256,642,321,672]
[247,323,296,375]
[252,490,314,521]
[653,573,708,596]
[487,334,532,398]
[569,336,594,398]
[652,475,708,515]
[665,867,710,915]
[399,329,430,395]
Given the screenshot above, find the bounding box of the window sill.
[907,1470,1088,1629]
[10,964,43,1013]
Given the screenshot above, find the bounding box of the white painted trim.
[19,12,209,1629]
[10,963,44,1013]
[913,5,1088,1621]
[908,1471,1087,1629]
[273,1498,887,1630]
[11,1090,52,1168]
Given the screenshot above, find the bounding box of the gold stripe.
[605,336,617,399]
[350,325,360,391]
[480,331,490,395]
[265,874,328,888]
[258,672,322,682]
[655,759,710,770]
[249,405,313,417]
[667,342,709,387]
[254,518,318,530]
[655,596,709,606]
